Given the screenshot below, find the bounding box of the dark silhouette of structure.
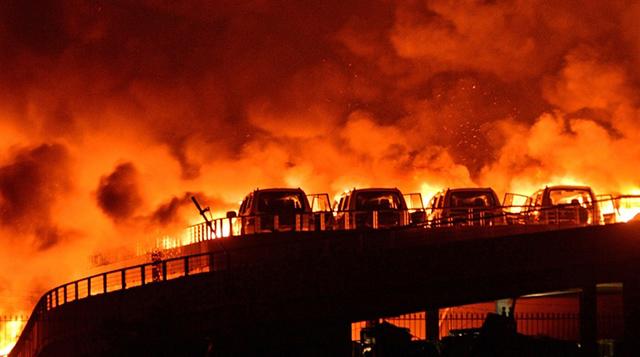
[10,222,640,356]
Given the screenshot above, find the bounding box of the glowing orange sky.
[1,0,640,325]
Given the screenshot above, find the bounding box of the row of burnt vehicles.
[210,185,638,236]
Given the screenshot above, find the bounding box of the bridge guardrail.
[187,209,428,241]
[333,210,413,230]
[427,195,640,228]
[187,213,321,243]
[428,208,508,228]
[43,253,215,311]
[10,252,222,357]
[185,195,640,242]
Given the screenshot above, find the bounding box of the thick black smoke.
[151,192,230,227]
[0,143,70,250]
[96,162,142,221]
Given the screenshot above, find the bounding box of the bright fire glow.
[0,318,25,356]
[5,3,640,347]
[420,182,441,208]
[617,197,640,223]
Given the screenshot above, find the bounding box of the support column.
[580,284,598,357]
[426,308,439,342]
[624,275,640,356]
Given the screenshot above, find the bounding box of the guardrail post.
[209,253,215,272]
[427,309,439,342]
[580,284,597,356]
[184,256,189,276]
[88,278,91,296]
[162,261,167,281]
[103,273,107,293]
[75,281,79,300]
[63,285,67,304]
[141,266,146,285]
[121,270,126,289]
[55,289,59,307]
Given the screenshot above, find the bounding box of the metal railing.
[333,210,412,230]
[186,213,323,243]
[10,252,222,357]
[428,208,507,228]
[187,209,427,241]
[428,196,624,228]
[181,194,640,246]
[184,196,637,243]
[42,253,215,311]
[351,311,622,342]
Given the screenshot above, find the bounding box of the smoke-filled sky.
[1,0,640,315]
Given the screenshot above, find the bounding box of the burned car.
[230,188,315,234]
[333,188,425,230]
[517,185,602,225]
[427,187,505,227]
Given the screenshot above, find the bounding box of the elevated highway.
[11,222,640,356]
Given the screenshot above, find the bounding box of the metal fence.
[11,252,223,357]
[184,195,639,243]
[43,253,215,311]
[186,213,319,243]
[351,312,623,342]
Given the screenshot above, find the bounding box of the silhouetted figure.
[151,250,163,282]
[571,199,589,224]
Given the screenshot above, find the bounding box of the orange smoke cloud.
[1,1,640,344]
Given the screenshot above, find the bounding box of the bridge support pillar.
[426,308,439,341]
[580,284,598,357]
[624,275,640,356]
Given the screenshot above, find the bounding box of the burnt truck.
[427,187,505,227]
[333,188,425,230]
[504,185,603,225]
[229,188,332,234]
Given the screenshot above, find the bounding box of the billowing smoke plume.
[0,144,70,250]
[97,163,142,221]
[1,0,640,319]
